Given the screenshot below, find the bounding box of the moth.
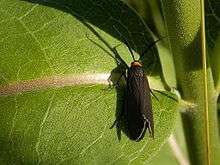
[86,27,161,141]
[110,37,161,141]
[123,60,154,141]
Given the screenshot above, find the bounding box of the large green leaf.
[0,0,178,164]
[0,86,177,164]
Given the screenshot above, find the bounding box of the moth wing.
[139,76,154,137]
[124,71,150,140]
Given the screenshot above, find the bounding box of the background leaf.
[206,0,220,49]
[206,0,220,90]
[0,0,179,164]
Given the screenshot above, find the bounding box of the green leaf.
[206,0,220,91]
[206,0,220,49]
[0,0,179,164]
[0,86,177,164]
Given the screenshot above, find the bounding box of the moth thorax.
[131,61,142,67]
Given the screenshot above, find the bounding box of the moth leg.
[109,115,121,129]
[107,75,114,89]
[110,120,117,129]
[110,104,125,129]
[107,70,127,90]
[152,89,178,102]
[111,110,123,141]
[110,90,126,130]
[150,89,159,101]
[114,73,123,87]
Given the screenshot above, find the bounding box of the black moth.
[86,27,161,141]
[110,37,162,142]
[123,60,154,141]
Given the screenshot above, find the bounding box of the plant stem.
[162,0,220,164]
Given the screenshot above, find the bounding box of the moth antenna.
[113,25,136,61]
[86,33,128,69]
[140,36,168,57]
[83,22,129,69]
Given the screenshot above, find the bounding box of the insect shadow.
[85,22,163,142]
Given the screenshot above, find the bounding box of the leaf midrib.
[0,73,110,96]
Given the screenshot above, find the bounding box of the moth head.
[131,61,142,67]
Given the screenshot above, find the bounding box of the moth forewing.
[141,73,154,138]
[124,61,154,141]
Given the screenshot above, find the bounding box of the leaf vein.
[8,96,18,139]
[19,4,39,20]
[35,92,56,164]
[16,18,54,73]
[79,122,108,156]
